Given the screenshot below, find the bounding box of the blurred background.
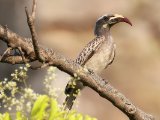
[0,0,160,119]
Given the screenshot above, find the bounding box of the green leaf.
[0,96,97,120]
[0,113,3,120]
[67,111,77,120]
[48,98,58,120]
[85,115,97,120]
[2,113,11,120]
[75,114,83,120]
[31,95,49,120]
[16,112,26,120]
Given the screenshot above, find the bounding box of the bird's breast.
[85,37,115,74]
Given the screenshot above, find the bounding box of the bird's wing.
[64,36,105,110]
[75,36,105,65]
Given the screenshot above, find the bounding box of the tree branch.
[0,24,155,120]
[0,1,155,120]
[25,0,45,62]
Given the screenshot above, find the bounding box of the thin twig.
[32,0,36,18]
[25,0,44,62]
[0,47,12,61]
[17,47,27,63]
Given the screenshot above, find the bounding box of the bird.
[64,14,132,110]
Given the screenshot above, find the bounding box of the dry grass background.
[0,0,160,119]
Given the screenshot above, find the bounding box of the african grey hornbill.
[64,14,132,110]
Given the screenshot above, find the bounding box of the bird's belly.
[85,41,115,74]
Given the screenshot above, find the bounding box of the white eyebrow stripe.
[97,14,124,21]
[109,14,124,20]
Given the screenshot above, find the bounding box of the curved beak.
[118,17,132,26]
[111,14,132,26]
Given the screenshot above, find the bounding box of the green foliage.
[16,112,27,120]
[0,113,11,120]
[0,65,97,120]
[0,95,97,120]
[31,95,50,120]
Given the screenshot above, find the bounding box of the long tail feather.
[64,80,84,110]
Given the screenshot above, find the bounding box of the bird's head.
[94,14,132,36]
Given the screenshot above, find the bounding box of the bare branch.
[0,24,154,119]
[32,0,37,18]
[25,0,44,62]
[0,47,12,61]
[0,55,31,64]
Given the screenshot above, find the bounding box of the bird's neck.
[94,26,110,37]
